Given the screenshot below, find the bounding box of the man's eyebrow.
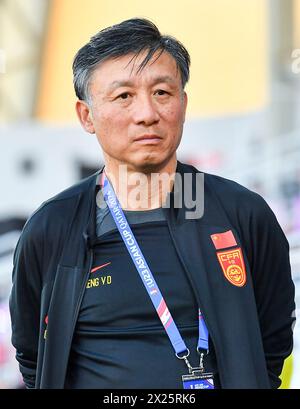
[107,75,177,92]
[151,75,177,86]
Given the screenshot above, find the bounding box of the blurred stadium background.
[0,0,299,388]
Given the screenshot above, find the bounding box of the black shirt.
[65,205,218,388]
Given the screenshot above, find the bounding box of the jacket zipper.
[72,247,93,329]
[65,247,94,370]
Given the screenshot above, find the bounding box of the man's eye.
[117,92,130,100]
[156,90,168,96]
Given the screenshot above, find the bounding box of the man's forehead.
[91,51,180,91]
[107,74,178,91]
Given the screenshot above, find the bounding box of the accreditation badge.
[182,370,214,389]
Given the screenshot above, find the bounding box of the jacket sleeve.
[244,194,296,389]
[9,217,43,389]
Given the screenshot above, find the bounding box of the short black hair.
[72,17,190,102]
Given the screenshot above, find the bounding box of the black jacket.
[9,161,295,389]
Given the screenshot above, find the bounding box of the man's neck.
[103,158,177,211]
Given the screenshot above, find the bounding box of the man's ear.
[182,91,188,123]
[75,100,95,134]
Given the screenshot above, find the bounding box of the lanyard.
[101,171,210,370]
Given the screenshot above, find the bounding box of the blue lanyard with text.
[101,172,213,388]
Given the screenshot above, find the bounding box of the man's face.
[77,50,188,173]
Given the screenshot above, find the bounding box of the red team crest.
[216,248,246,287]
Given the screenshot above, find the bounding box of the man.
[10,18,295,389]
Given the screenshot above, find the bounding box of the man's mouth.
[133,134,162,143]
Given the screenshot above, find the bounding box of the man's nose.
[132,94,160,125]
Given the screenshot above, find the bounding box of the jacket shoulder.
[210,172,277,217]
[180,161,264,209]
[19,170,100,244]
[180,162,276,225]
[204,171,261,205]
[202,170,286,243]
[40,170,100,205]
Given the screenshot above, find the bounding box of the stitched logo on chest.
[86,275,112,288]
[87,261,112,288]
[91,262,111,273]
[216,247,246,287]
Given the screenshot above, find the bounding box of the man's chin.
[127,158,173,174]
